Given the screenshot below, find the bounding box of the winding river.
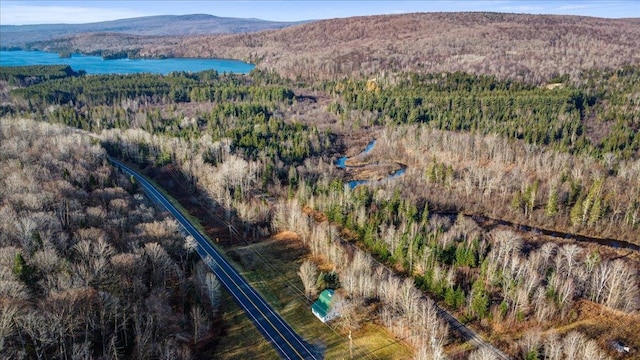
[335,139,376,170]
[335,139,407,189]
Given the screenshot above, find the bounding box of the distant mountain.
[6,12,640,84]
[0,14,304,48]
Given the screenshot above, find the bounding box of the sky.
[1,1,638,25]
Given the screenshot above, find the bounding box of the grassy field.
[226,232,414,359]
[207,292,280,359]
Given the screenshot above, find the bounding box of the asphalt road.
[110,159,319,360]
[435,306,510,359]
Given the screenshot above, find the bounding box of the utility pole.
[349,330,353,359]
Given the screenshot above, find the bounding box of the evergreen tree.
[12,252,35,285]
[546,186,559,217]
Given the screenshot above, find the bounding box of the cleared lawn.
[226,231,414,359]
[208,291,279,360]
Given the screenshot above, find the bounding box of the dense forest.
[0,119,222,359]
[1,16,639,358]
[325,68,640,159]
[23,13,640,83]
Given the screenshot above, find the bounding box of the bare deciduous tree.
[190,305,209,344]
[205,273,221,313]
[562,331,586,360]
[469,347,497,360]
[298,259,318,300]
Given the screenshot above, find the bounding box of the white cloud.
[0,5,147,25]
[556,4,590,11]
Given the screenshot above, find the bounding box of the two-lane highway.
[110,158,318,360]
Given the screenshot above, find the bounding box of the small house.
[312,289,338,323]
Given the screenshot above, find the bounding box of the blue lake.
[0,50,254,75]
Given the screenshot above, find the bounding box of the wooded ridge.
[0,14,303,49]
[18,12,640,83]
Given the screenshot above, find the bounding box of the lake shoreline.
[1,48,253,63]
[0,50,255,75]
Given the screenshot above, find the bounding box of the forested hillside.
[0,119,221,359]
[0,14,302,49]
[24,13,640,83]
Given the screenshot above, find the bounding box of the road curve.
[110,158,318,360]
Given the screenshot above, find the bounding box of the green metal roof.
[312,289,334,318]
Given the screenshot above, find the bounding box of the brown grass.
[225,232,414,359]
[549,300,640,358]
[209,294,280,360]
